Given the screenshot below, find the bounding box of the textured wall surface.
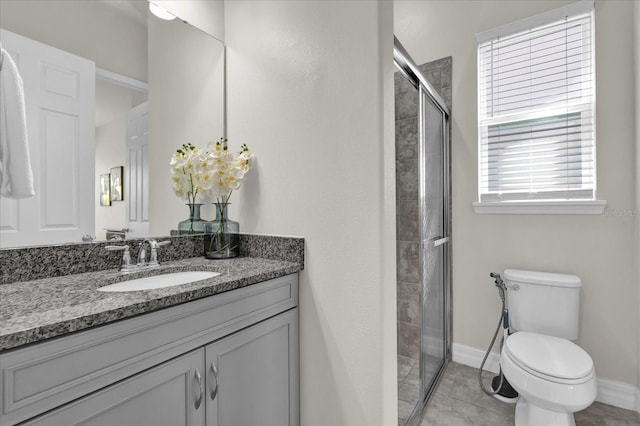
[225,2,397,424]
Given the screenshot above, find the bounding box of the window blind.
[477,4,595,203]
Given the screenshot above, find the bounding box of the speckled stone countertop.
[0,256,301,352]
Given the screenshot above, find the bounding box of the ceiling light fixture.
[149,2,176,21]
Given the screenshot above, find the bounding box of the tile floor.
[398,354,437,419]
[399,361,640,426]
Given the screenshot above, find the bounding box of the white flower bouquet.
[170,143,206,205]
[170,138,253,206]
[202,137,253,204]
[170,138,253,254]
[202,138,253,258]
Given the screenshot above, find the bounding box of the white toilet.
[500,269,597,426]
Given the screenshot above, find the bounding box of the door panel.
[421,240,445,392]
[42,110,79,227]
[206,309,299,426]
[421,92,444,241]
[419,91,448,403]
[126,102,149,238]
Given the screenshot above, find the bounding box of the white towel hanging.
[0,45,35,198]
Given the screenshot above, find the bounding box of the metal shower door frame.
[394,36,452,426]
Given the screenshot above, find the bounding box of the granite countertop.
[0,256,301,352]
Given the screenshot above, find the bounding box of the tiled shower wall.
[395,57,452,363]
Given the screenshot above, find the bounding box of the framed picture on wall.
[100,174,111,206]
[110,166,123,202]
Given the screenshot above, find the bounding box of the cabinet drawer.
[1,273,298,426]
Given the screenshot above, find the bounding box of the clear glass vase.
[204,203,239,259]
[177,203,207,234]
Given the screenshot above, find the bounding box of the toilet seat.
[504,332,594,384]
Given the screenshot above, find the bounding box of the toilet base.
[491,374,519,404]
[515,398,575,426]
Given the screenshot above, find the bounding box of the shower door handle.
[433,237,449,247]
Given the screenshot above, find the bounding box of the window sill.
[472,200,607,215]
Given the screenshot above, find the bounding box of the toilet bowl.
[501,331,597,426]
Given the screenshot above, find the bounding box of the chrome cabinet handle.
[208,361,218,401]
[193,368,203,410]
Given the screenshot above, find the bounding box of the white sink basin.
[98,271,220,292]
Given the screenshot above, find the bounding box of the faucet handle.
[105,244,129,252]
[137,241,149,266]
[106,245,132,272]
[149,240,170,266]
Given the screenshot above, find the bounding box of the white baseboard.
[452,342,640,414]
[452,342,501,374]
[596,376,640,413]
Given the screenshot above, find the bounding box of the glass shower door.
[395,36,451,426]
[419,89,448,403]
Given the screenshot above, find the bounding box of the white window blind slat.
[477,4,595,203]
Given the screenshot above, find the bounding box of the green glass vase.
[177,203,207,234]
[204,203,239,259]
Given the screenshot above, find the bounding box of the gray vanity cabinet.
[1,274,299,426]
[23,309,298,426]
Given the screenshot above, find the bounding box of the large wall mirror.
[0,0,225,248]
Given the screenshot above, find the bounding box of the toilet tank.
[504,269,582,340]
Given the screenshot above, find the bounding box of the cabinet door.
[206,308,299,426]
[23,349,206,426]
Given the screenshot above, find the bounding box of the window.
[474,1,605,214]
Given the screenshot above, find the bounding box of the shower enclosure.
[394,38,451,426]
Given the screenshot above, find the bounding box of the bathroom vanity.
[0,238,303,426]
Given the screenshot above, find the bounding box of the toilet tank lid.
[504,269,581,288]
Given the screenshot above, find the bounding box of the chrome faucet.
[137,238,171,268]
[106,239,170,273]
